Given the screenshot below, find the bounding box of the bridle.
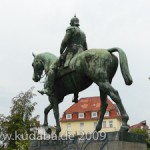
[35,60,49,82]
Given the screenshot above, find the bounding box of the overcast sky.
[0,0,150,127]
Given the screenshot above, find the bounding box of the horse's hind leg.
[98,81,129,132]
[96,90,108,132]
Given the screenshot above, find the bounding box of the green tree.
[0,114,8,149]
[130,128,148,139]
[130,128,150,149]
[1,87,40,149]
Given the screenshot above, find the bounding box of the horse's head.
[32,53,44,82]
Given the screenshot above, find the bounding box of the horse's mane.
[36,52,58,65]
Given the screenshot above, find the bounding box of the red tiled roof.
[60,96,120,122]
[64,96,116,113]
[130,121,149,130]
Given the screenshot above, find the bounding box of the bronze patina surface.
[32,47,133,136]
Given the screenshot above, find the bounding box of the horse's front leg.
[44,103,53,126]
[53,102,61,137]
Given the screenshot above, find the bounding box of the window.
[104,111,109,117]
[67,123,71,131]
[102,121,106,128]
[94,122,97,130]
[80,122,84,131]
[66,114,72,119]
[91,112,98,118]
[109,120,113,128]
[78,113,84,119]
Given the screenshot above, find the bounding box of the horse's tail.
[108,47,133,85]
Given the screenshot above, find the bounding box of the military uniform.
[39,16,88,103]
[60,26,87,67]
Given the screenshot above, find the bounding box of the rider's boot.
[38,69,56,96]
[38,88,50,95]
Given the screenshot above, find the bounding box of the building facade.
[60,96,122,135]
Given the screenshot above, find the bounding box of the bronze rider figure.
[38,15,88,103]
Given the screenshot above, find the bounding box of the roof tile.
[64,96,116,113]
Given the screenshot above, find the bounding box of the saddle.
[56,67,78,95]
[56,67,76,79]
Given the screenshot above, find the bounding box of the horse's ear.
[32,52,36,57]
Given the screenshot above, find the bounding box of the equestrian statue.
[32,16,133,136]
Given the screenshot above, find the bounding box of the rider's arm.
[83,40,88,50]
[60,28,72,54]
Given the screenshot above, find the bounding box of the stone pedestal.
[29,131,147,150]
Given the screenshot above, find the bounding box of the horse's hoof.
[95,125,102,132]
[120,125,129,132]
[46,128,52,134]
[56,127,61,137]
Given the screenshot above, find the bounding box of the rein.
[38,59,49,83]
[39,70,49,83]
[41,72,47,79]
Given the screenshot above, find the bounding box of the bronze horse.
[32,48,133,135]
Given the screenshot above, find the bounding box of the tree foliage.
[130,128,150,149]
[0,87,40,149]
[130,128,148,139]
[0,114,8,149]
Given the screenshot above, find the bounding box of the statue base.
[29,131,147,150]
